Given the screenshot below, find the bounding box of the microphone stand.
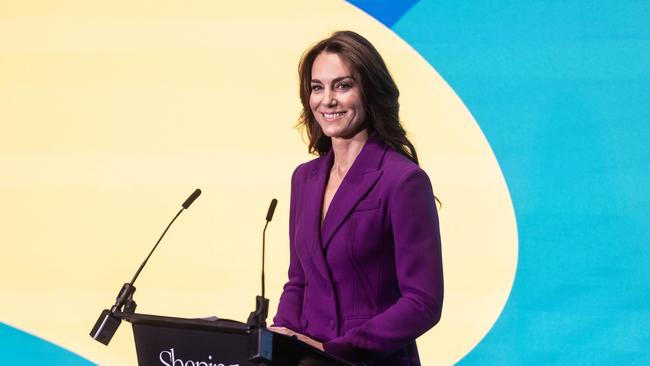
[247,199,277,364]
[247,199,277,328]
[90,189,201,345]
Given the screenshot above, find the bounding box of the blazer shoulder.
[291,154,326,182]
[381,148,429,181]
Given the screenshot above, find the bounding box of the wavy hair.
[297,31,419,165]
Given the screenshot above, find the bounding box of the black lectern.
[115,312,356,366]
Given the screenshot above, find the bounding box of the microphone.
[90,189,202,345]
[261,199,277,298]
[265,198,277,222]
[182,189,202,209]
[247,198,277,328]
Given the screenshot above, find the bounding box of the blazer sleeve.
[323,168,444,361]
[272,167,305,331]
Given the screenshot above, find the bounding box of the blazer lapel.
[301,150,334,285]
[321,135,387,250]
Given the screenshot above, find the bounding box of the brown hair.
[297,30,419,165]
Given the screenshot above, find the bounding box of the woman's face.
[309,52,366,139]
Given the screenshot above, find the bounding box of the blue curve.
[0,323,94,365]
[347,0,419,28]
[351,0,650,364]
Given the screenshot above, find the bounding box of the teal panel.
[0,323,95,365]
[385,0,650,364]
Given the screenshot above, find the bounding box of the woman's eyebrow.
[333,76,354,83]
[310,76,355,84]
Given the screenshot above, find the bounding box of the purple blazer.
[273,134,443,365]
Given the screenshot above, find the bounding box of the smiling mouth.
[321,111,347,120]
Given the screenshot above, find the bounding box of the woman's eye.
[311,84,322,92]
[337,83,351,90]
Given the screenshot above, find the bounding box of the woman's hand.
[267,326,324,351]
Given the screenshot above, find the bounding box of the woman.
[270,31,443,366]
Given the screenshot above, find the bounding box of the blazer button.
[328,320,335,329]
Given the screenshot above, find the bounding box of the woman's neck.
[330,129,369,178]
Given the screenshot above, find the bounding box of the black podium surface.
[116,312,357,366]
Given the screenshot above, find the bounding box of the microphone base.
[246,295,269,328]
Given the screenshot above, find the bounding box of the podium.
[114,312,357,366]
